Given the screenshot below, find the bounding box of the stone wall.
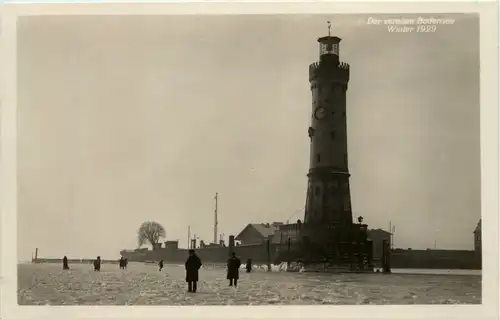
[389,249,479,269]
[120,245,481,270]
[32,258,119,264]
[121,242,287,264]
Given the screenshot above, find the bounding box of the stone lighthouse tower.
[304,25,353,241]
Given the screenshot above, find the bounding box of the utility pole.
[389,221,392,248]
[392,225,396,250]
[192,234,198,249]
[188,226,191,249]
[214,192,218,244]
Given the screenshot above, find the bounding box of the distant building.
[164,240,179,250]
[474,219,481,262]
[271,221,303,244]
[367,229,391,259]
[235,222,283,245]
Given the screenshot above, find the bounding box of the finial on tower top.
[327,20,331,36]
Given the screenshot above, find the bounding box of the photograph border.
[2,1,498,319]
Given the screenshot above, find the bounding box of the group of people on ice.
[62,250,253,293]
[61,255,128,271]
[184,249,251,293]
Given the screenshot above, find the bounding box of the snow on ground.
[17,263,481,305]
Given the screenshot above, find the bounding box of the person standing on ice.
[185,249,202,293]
[93,256,101,271]
[245,258,252,273]
[227,252,241,287]
[62,256,70,270]
[158,259,164,271]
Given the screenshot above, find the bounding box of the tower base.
[279,222,374,273]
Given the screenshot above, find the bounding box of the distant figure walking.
[62,256,70,270]
[245,258,252,273]
[227,252,241,287]
[185,249,202,293]
[124,258,128,270]
[119,257,125,270]
[93,256,101,271]
[158,260,164,272]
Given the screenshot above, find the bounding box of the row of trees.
[137,221,166,247]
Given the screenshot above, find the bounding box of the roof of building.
[474,219,481,233]
[367,228,392,235]
[235,223,280,240]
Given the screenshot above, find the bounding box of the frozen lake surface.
[18,263,481,305]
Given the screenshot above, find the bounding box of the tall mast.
[188,225,191,249]
[214,192,218,244]
[389,220,392,249]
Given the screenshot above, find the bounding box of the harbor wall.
[30,247,480,270]
[120,245,481,270]
[390,249,479,269]
[32,258,119,264]
[121,243,286,264]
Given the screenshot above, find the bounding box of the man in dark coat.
[62,256,70,270]
[93,256,101,271]
[185,249,202,293]
[119,257,125,270]
[227,252,241,286]
[158,260,164,272]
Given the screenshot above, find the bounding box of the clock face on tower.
[314,107,326,120]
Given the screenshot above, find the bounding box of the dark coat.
[227,256,241,279]
[185,254,202,282]
[62,257,69,270]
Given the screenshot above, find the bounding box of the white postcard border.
[1,2,498,319]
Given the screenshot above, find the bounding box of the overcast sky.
[17,14,480,260]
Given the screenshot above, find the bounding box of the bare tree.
[137,221,166,247]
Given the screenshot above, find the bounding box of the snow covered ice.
[18,263,481,305]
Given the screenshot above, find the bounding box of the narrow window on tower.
[316,153,321,163]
